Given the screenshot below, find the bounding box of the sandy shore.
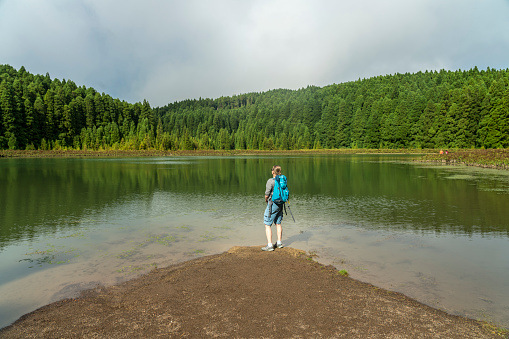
[0,246,503,338]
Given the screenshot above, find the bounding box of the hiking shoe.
[276,242,284,248]
[261,245,274,251]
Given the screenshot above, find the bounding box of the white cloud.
[1,0,508,106]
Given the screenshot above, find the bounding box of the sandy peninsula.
[0,246,502,338]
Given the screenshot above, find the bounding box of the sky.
[1,0,509,107]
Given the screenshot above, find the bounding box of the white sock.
[276,241,282,245]
[268,243,273,247]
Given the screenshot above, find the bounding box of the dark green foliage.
[1,64,509,150]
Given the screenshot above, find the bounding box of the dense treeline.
[1,64,509,151]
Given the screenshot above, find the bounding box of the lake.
[1,154,508,329]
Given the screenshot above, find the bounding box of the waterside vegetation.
[422,149,509,170]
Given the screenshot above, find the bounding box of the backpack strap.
[274,175,282,200]
[272,175,278,195]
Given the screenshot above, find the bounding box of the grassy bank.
[0,148,431,158]
[421,149,509,170]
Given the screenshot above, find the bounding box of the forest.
[1,63,509,151]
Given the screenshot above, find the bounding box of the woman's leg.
[276,224,282,243]
[265,224,272,244]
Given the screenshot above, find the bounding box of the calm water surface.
[1,155,509,329]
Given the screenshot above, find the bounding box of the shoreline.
[0,148,432,158]
[3,149,509,171]
[1,246,505,338]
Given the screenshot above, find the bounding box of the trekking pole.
[286,201,296,222]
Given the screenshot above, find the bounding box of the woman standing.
[262,165,284,251]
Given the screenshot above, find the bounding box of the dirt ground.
[0,246,503,338]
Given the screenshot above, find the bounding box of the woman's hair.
[272,165,282,175]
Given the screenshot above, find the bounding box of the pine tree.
[481,81,509,148]
[364,107,380,148]
[84,93,95,129]
[1,80,18,145]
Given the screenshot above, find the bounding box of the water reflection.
[2,156,509,249]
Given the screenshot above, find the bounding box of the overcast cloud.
[1,0,508,107]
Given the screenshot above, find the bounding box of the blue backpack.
[272,175,289,204]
